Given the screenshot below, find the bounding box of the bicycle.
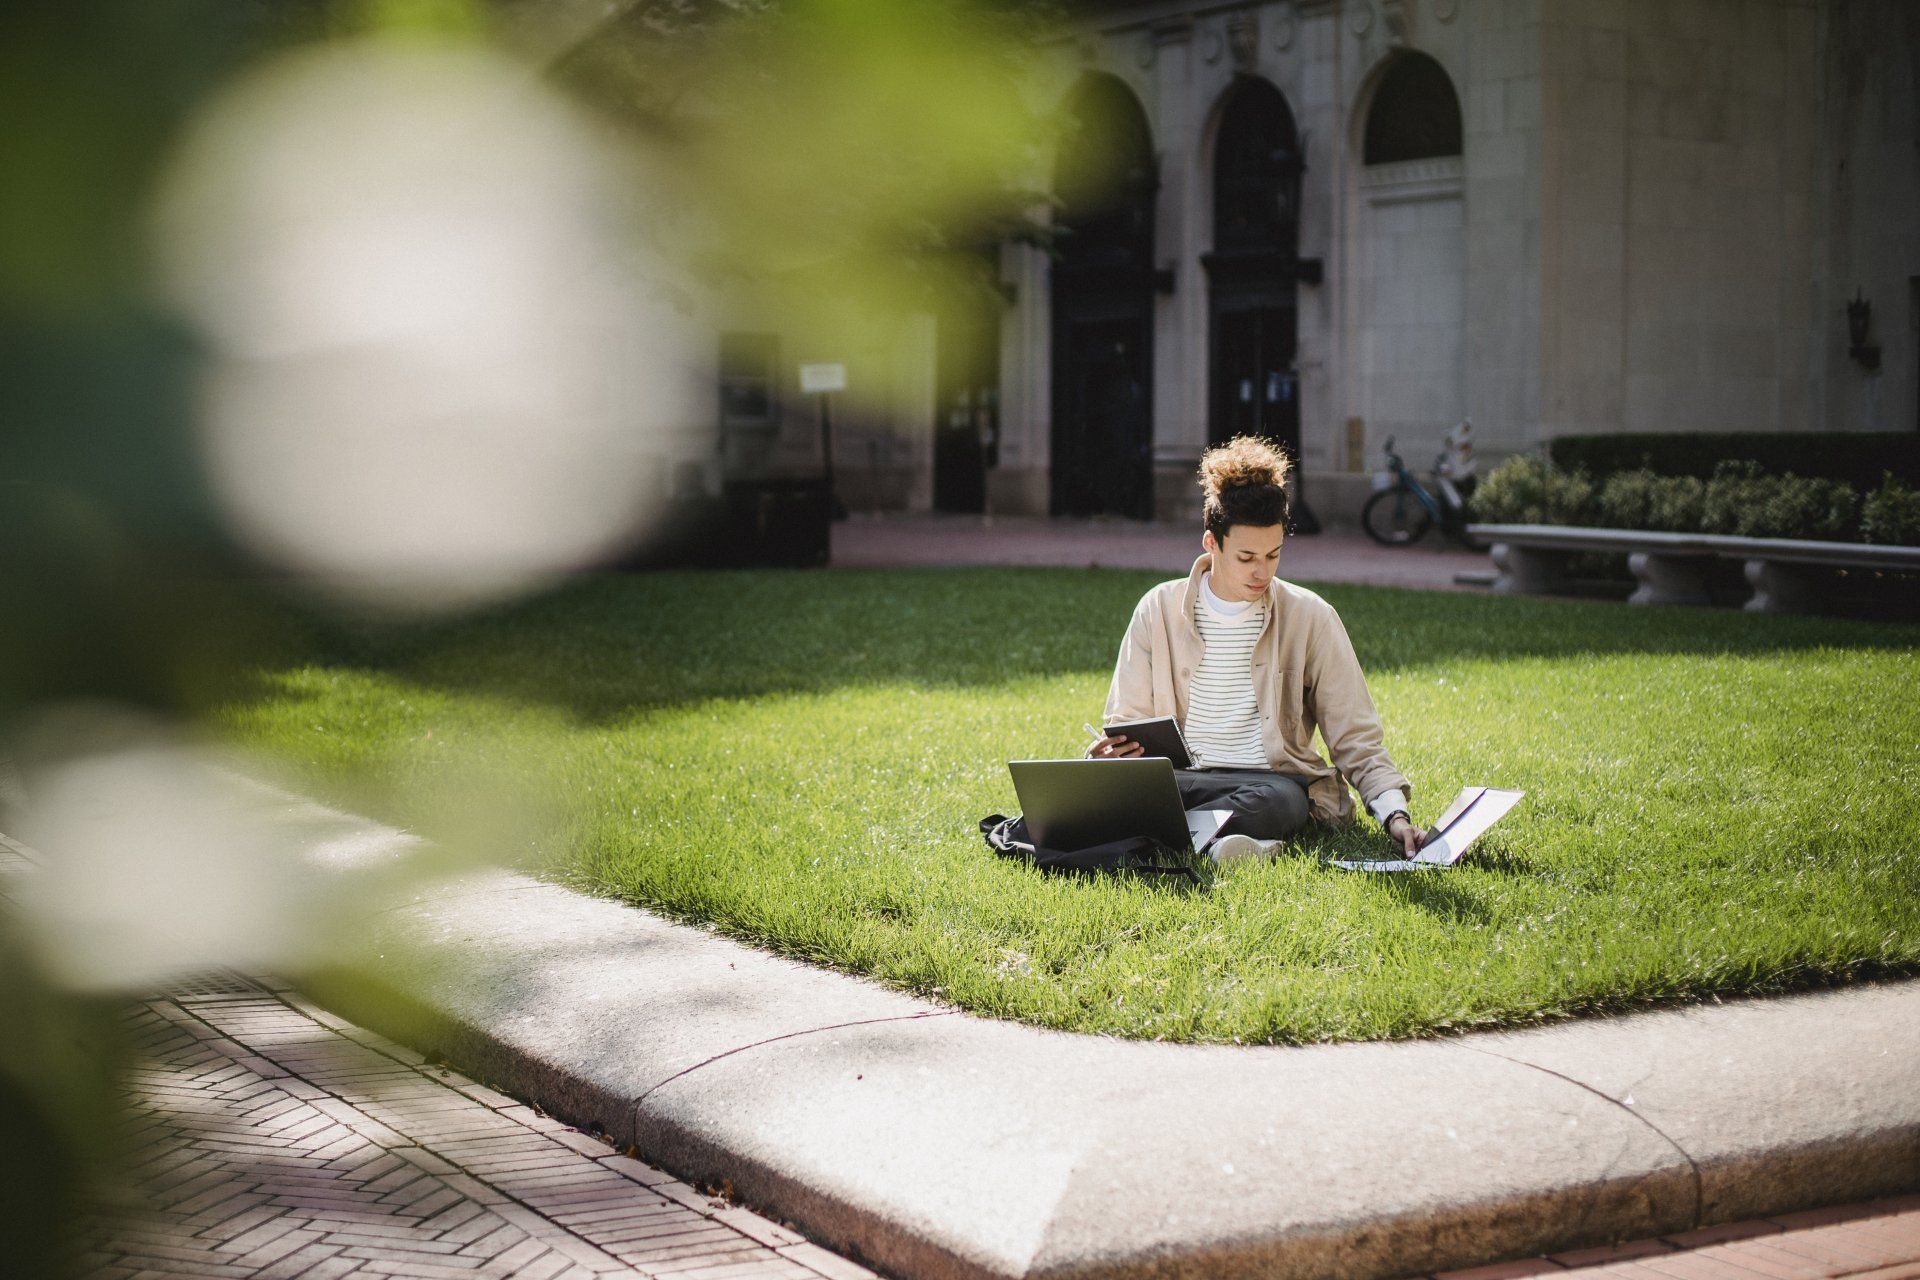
[1359,435,1479,547]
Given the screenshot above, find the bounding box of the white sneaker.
[1209,834,1283,864]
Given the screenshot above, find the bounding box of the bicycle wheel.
[1361,488,1433,546]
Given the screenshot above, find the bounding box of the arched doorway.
[932,245,1002,514]
[1050,74,1157,520]
[1203,77,1307,470]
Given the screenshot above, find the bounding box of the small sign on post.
[799,362,847,394]
[800,362,849,520]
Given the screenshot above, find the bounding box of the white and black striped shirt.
[1183,574,1269,769]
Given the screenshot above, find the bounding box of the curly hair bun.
[1198,436,1291,499]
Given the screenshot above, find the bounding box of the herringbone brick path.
[1426,1197,1920,1280]
[81,975,875,1280]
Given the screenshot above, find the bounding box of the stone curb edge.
[273,787,1919,1280]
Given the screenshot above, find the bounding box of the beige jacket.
[1102,554,1410,825]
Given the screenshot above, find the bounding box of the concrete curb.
[281,786,1919,1280]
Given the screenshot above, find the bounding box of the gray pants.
[1175,768,1314,842]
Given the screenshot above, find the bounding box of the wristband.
[1381,809,1411,832]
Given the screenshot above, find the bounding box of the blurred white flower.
[13,705,316,991]
[152,41,696,616]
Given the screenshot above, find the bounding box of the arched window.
[1362,52,1462,165]
[1053,74,1156,269]
[1213,77,1301,253]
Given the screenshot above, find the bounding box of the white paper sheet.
[1185,807,1234,853]
[1425,785,1485,837]
[1329,857,1437,873]
[1331,785,1524,872]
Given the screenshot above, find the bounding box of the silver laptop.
[1007,758,1232,854]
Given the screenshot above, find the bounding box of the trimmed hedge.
[1863,474,1920,546]
[1547,432,1920,492]
[1697,461,1860,541]
[1475,458,1920,546]
[1597,470,1702,533]
[1470,455,1597,526]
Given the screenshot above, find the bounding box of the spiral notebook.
[1331,785,1524,872]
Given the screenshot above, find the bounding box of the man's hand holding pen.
[1083,722,1144,759]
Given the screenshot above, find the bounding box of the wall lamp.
[1846,288,1881,371]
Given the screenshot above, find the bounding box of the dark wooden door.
[1049,74,1158,521]
[933,290,999,514]
[1204,76,1305,471]
[1210,306,1299,460]
[932,388,989,513]
[1052,315,1152,519]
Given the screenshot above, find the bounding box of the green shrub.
[1597,469,1705,532]
[1485,455,1882,541]
[1700,461,1859,541]
[1472,455,1597,526]
[1548,430,1920,491]
[1807,479,1864,540]
[1861,472,1920,546]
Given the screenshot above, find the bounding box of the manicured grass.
[218,568,1920,1044]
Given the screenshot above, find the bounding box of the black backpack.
[978,814,1203,884]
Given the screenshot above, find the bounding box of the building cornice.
[1048,0,1339,44]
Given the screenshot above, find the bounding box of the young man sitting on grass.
[1088,436,1428,863]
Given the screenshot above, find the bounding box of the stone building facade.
[723,0,1919,525]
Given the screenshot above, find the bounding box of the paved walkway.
[83,974,874,1280]
[830,512,1492,593]
[1432,1202,1920,1280]
[80,972,1920,1280]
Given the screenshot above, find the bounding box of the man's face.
[1203,524,1284,601]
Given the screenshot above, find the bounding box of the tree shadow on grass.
[935,842,1497,931]
[1453,840,1547,877]
[1362,871,1496,924]
[244,566,1920,728]
[1265,824,1543,925]
[988,857,1219,901]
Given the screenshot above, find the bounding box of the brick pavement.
[80,973,876,1280]
[1427,1196,1920,1280]
[79,971,1920,1280]
[829,512,1493,594]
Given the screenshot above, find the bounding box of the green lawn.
[219,568,1920,1044]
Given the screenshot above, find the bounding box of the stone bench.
[1467,523,1920,613]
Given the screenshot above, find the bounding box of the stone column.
[1461,0,1544,460]
[990,234,1053,516]
[1149,18,1202,522]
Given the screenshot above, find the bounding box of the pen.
[1083,722,1108,753]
